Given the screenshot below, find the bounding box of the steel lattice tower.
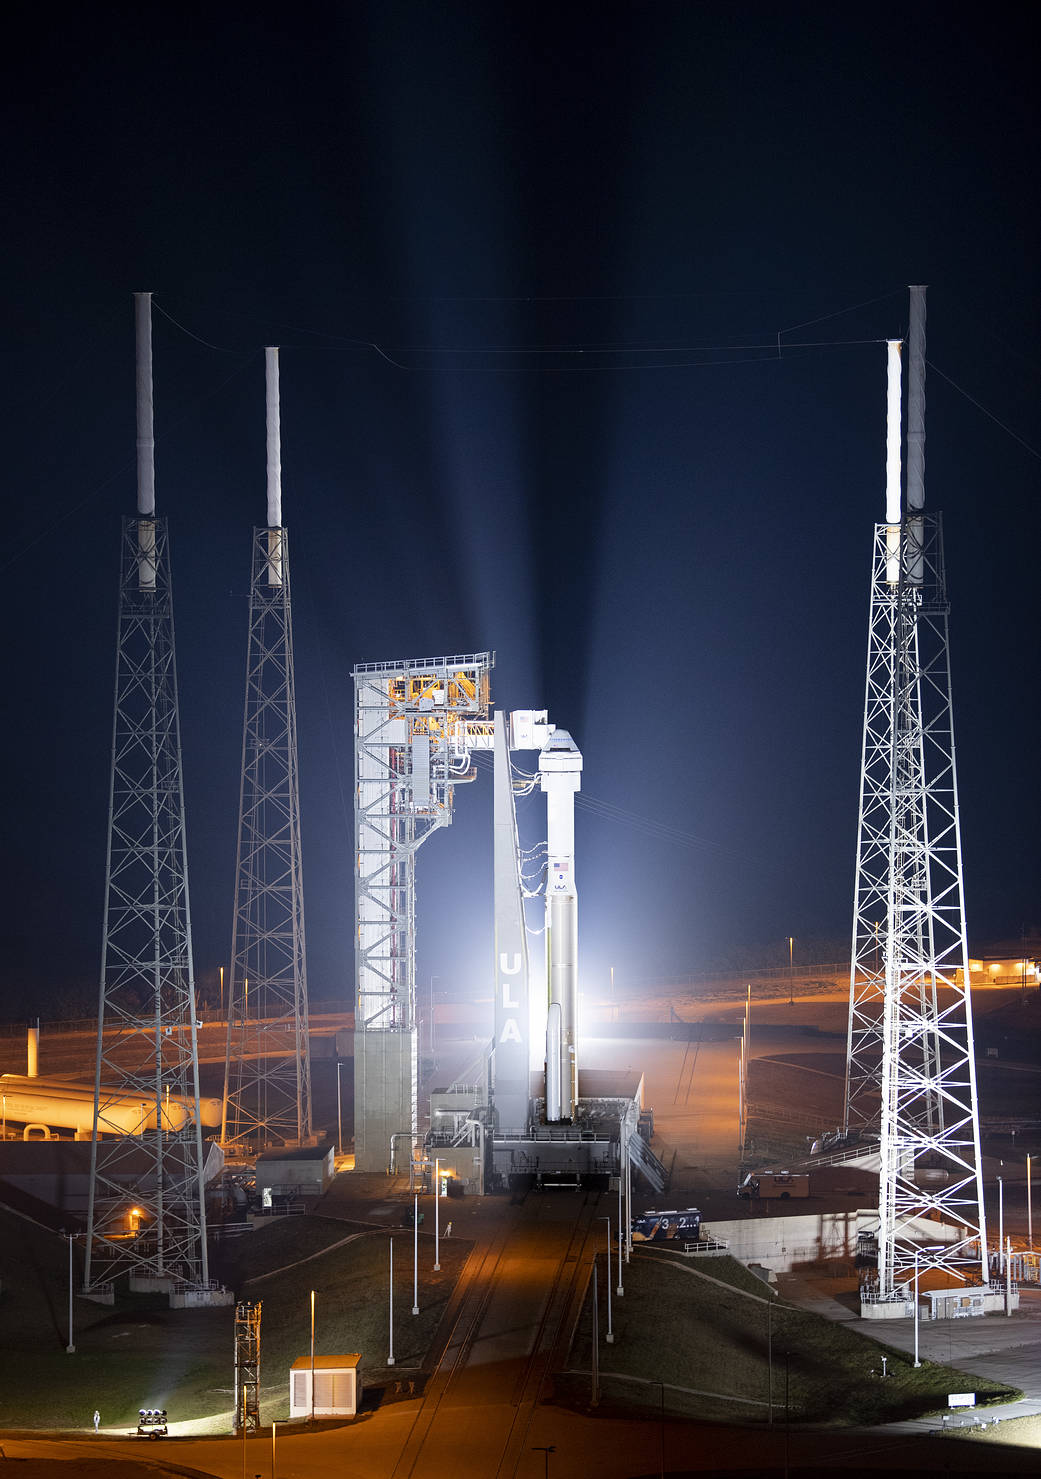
[222,349,311,1151]
[233,1300,262,1432]
[353,654,493,1171]
[846,291,987,1302]
[86,294,210,1294]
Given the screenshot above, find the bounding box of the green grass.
[562,1252,1020,1427]
[0,1208,469,1430]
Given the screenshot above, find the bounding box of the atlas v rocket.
[492,713,583,1126]
[541,729,582,1121]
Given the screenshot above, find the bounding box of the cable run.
[152,298,252,355]
[927,360,1041,461]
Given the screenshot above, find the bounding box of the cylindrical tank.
[0,1074,221,1134]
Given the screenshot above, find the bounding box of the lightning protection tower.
[222,348,312,1151]
[846,288,987,1305]
[353,654,494,1171]
[86,293,211,1295]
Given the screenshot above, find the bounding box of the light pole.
[434,1158,441,1271]
[1027,1153,1033,1250]
[220,964,225,1019]
[309,1289,316,1421]
[412,1194,420,1315]
[591,1252,600,1406]
[766,1296,772,1424]
[600,1217,614,1342]
[787,936,794,1006]
[913,1244,944,1367]
[387,1239,395,1366]
[616,1162,624,1296]
[998,1175,1004,1275]
[531,1446,555,1479]
[336,1060,343,1156]
[659,1381,665,1479]
[66,1232,76,1353]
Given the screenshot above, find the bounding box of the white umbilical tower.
[353,655,493,1171]
[846,288,987,1302]
[222,349,312,1151]
[86,293,210,1293]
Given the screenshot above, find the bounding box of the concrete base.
[170,1286,235,1308]
[129,1274,174,1293]
[81,1285,114,1305]
[354,1028,416,1173]
[705,1210,968,1278]
[861,1297,914,1320]
[860,1290,1016,1319]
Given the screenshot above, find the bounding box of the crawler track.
[389,1190,602,1478]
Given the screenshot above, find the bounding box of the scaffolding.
[353,654,493,1170]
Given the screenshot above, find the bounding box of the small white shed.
[289,1354,362,1418]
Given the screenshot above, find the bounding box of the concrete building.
[255,1142,334,1204]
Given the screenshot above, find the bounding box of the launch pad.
[352,656,664,1211]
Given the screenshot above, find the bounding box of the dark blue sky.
[3,3,1039,1014]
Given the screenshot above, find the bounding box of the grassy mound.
[562,1251,1019,1426]
[0,1206,467,1430]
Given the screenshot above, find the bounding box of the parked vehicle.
[738,1170,809,1199]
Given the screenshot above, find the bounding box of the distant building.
[960,955,1039,989]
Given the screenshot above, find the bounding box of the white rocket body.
[541,730,582,1121]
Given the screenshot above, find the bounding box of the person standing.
[93,1410,100,1433]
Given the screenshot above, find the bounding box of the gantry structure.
[846,288,987,1301]
[222,349,312,1151]
[352,654,493,1170]
[86,293,210,1294]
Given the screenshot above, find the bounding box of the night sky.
[3,4,1038,1018]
